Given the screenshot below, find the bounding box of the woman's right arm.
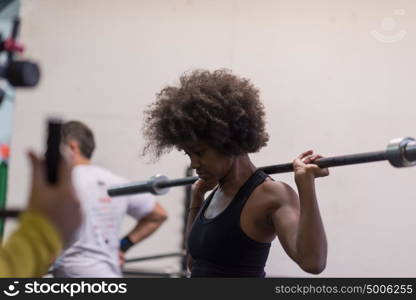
[185,179,217,272]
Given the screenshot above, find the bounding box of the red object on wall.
[0,144,10,160]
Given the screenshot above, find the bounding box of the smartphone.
[45,118,62,184]
[0,119,62,220]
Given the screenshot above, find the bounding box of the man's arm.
[124,202,168,246]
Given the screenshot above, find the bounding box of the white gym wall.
[5,0,415,277]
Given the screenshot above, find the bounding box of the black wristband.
[120,236,134,252]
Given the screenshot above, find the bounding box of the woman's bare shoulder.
[253,179,298,209]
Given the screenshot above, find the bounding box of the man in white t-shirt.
[52,121,168,277]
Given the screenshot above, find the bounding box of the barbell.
[107,137,416,197]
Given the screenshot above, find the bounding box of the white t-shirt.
[52,165,156,278]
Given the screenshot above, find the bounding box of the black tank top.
[188,169,271,277]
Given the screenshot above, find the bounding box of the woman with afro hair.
[143,69,328,277]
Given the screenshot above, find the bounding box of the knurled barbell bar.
[107,137,416,197]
